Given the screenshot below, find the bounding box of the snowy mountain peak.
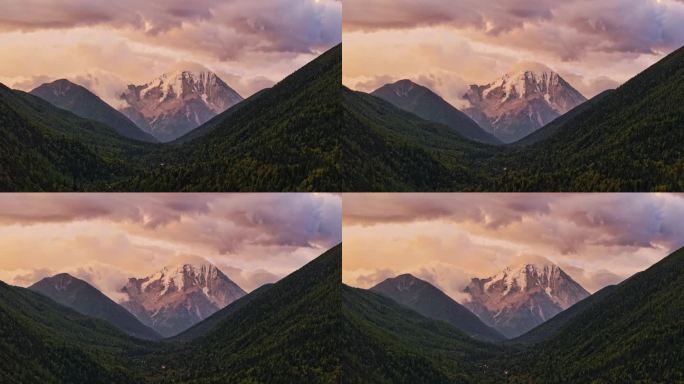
[120,262,246,337]
[490,70,563,101]
[483,262,565,298]
[463,68,586,143]
[463,262,589,338]
[144,70,226,106]
[120,69,243,142]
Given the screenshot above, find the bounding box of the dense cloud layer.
[0,0,341,105]
[343,194,684,299]
[343,0,684,104]
[344,0,684,56]
[0,0,341,57]
[0,194,341,299]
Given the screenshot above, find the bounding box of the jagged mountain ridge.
[29,273,160,340]
[371,79,501,145]
[120,70,243,142]
[370,274,504,342]
[30,79,156,143]
[464,70,586,143]
[463,262,589,338]
[120,262,246,337]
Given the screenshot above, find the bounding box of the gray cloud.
[0,0,341,60]
[0,194,342,256]
[344,193,684,257]
[344,0,684,59]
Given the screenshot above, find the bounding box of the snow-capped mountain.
[463,70,586,143]
[120,262,246,337]
[120,70,243,142]
[463,262,589,338]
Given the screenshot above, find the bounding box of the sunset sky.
[0,0,341,107]
[343,194,684,302]
[0,193,341,301]
[343,0,684,108]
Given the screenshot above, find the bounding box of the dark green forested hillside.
[126,44,342,192]
[0,245,341,384]
[370,274,504,342]
[0,281,152,384]
[343,44,684,192]
[341,285,510,384]
[0,44,341,192]
[371,80,501,145]
[148,244,341,384]
[29,273,160,341]
[511,285,617,345]
[30,79,156,143]
[342,246,684,383]
[0,84,153,191]
[341,87,496,191]
[510,246,684,383]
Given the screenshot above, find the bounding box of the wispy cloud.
[0,193,341,299]
[343,194,684,300]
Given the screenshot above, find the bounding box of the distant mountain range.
[463,262,589,338]
[0,44,341,191]
[371,80,501,145]
[342,43,684,191]
[29,273,160,340]
[370,274,504,342]
[31,71,244,144]
[463,70,586,143]
[121,262,246,337]
[30,79,157,143]
[0,244,341,383]
[120,70,243,142]
[342,245,684,382]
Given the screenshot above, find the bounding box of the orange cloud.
[343,194,684,300]
[0,194,341,299]
[343,0,684,103]
[0,0,341,104]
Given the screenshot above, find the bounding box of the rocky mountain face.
[30,79,157,142]
[120,263,246,337]
[371,274,504,342]
[463,262,589,338]
[120,71,243,142]
[29,273,160,340]
[371,80,501,145]
[463,70,586,143]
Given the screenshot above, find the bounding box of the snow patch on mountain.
[120,70,243,142]
[463,262,590,338]
[463,70,586,143]
[120,262,246,337]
